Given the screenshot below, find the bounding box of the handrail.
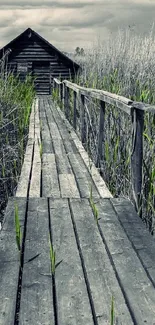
[53,78,155,114]
[52,77,154,216]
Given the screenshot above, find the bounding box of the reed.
[69,26,155,234]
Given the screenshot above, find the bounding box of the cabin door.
[32,61,50,94]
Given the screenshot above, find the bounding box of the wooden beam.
[80,93,86,144]
[131,107,144,216]
[63,80,133,115]
[96,100,105,167]
[73,91,77,130]
[64,85,69,120]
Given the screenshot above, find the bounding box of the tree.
[75,47,85,56]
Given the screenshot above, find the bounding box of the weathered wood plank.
[46,99,100,199]
[42,154,60,198]
[59,174,80,198]
[96,198,155,324]
[55,105,112,198]
[68,153,100,199]
[43,100,61,140]
[55,153,72,174]
[42,139,54,153]
[29,142,41,197]
[52,139,66,155]
[16,99,35,197]
[111,198,155,285]
[0,197,27,325]
[63,80,132,114]
[29,98,41,197]
[49,198,94,325]
[48,122,61,140]
[63,139,78,153]
[70,198,134,324]
[19,198,54,325]
[16,141,33,197]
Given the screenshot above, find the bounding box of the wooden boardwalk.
[1,96,155,325]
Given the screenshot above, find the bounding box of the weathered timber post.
[64,85,69,119]
[59,83,61,101]
[131,107,144,217]
[80,93,86,144]
[96,100,105,167]
[60,83,63,103]
[73,91,77,130]
[53,79,56,92]
[62,83,65,110]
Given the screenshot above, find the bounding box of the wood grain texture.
[42,153,60,198]
[70,198,134,325]
[29,99,41,197]
[55,104,112,198]
[62,80,132,114]
[96,198,155,324]
[49,198,94,325]
[59,174,80,198]
[19,198,54,325]
[16,100,35,197]
[111,197,155,285]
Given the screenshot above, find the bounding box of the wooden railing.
[53,77,155,216]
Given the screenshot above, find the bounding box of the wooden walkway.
[1,96,155,325]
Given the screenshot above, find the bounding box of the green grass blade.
[110,295,115,325]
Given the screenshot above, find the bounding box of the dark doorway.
[32,61,50,94]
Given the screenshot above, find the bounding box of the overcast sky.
[0,0,154,52]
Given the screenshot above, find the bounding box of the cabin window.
[17,62,28,73]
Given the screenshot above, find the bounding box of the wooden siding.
[4,31,77,94]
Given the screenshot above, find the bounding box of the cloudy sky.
[0,0,154,52]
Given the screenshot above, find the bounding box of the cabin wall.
[5,33,77,94]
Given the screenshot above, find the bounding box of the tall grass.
[0,61,35,225]
[68,26,155,234]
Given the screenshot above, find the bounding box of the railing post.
[73,91,77,130]
[131,107,144,216]
[59,83,61,100]
[96,100,105,167]
[64,85,69,119]
[62,83,65,110]
[53,79,56,91]
[60,83,63,103]
[80,93,86,144]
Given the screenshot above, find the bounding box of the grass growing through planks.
[110,295,115,325]
[14,203,21,264]
[89,183,99,224]
[52,87,63,110]
[49,237,56,275]
[38,137,43,159]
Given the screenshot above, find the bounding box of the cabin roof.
[0,27,80,69]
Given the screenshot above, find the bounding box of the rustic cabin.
[0,27,80,94]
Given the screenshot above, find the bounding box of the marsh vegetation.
[0,63,35,224]
[67,27,155,235]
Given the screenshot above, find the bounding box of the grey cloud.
[42,13,114,29]
[0,0,155,52]
[0,0,104,9]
